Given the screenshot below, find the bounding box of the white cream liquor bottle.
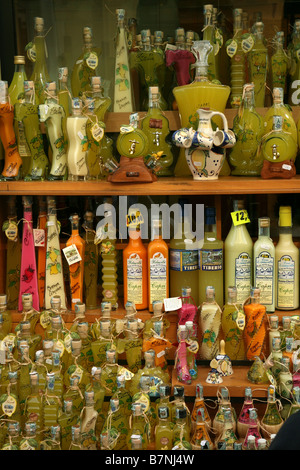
[254,217,275,313]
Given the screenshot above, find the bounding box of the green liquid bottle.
[63,376,84,417]
[198,206,224,306]
[24,371,43,434]
[229,82,264,175]
[248,21,268,107]
[261,385,283,437]
[58,400,79,450]
[102,398,129,450]
[227,8,246,108]
[58,67,70,148]
[71,27,100,98]
[43,373,62,432]
[83,211,98,309]
[0,371,21,426]
[1,422,21,450]
[80,390,98,450]
[155,406,174,450]
[173,407,191,446]
[271,31,289,91]
[263,87,297,145]
[19,422,39,450]
[100,349,120,397]
[100,205,118,310]
[0,293,12,337]
[63,339,90,393]
[117,318,143,374]
[221,286,245,360]
[127,402,149,450]
[8,55,27,105]
[199,286,221,360]
[141,86,174,176]
[29,17,51,105]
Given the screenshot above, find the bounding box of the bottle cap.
[29,371,39,385]
[58,67,68,82]
[50,295,61,309]
[158,384,171,397]
[74,302,86,316]
[258,217,270,228]
[158,406,169,419]
[279,206,292,227]
[175,407,187,419]
[110,398,119,412]
[34,17,44,33]
[173,385,185,397]
[14,55,25,65]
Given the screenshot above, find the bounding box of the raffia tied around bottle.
[243,288,267,360]
[199,287,222,360]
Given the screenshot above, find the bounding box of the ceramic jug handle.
[210,111,228,132]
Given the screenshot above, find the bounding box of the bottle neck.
[34,35,48,66]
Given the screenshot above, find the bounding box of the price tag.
[33,228,45,247]
[62,244,82,266]
[231,210,250,226]
[164,297,182,312]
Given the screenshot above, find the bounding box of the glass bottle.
[4,196,22,310]
[66,98,88,181]
[91,318,116,368]
[229,82,264,175]
[169,203,199,304]
[270,336,283,381]
[198,206,224,306]
[18,196,39,312]
[24,371,43,433]
[50,351,64,401]
[19,422,39,450]
[155,406,173,450]
[84,96,102,180]
[171,385,191,432]
[44,197,66,310]
[43,372,62,432]
[244,287,267,361]
[17,342,32,428]
[39,81,67,180]
[82,210,98,309]
[261,385,283,438]
[215,409,238,450]
[248,21,268,107]
[36,196,47,311]
[224,199,253,303]
[213,388,237,439]
[253,217,275,312]
[117,318,143,374]
[191,383,211,433]
[66,214,86,311]
[57,66,70,144]
[271,32,289,92]
[80,390,98,450]
[75,320,94,373]
[18,293,39,335]
[113,9,134,112]
[69,425,82,450]
[221,286,245,360]
[63,376,84,417]
[283,336,294,371]
[0,294,12,337]
[100,204,118,310]
[172,40,230,177]
[0,370,21,426]
[227,8,246,108]
[29,17,51,105]
[288,19,300,105]
[275,206,299,310]
[111,373,132,418]
[129,349,170,398]
[71,26,100,98]
[269,315,280,353]
[242,408,262,449]
[141,86,173,176]
[173,407,190,445]
[102,397,129,450]
[58,400,79,450]
[8,55,27,105]
[191,407,213,450]
[202,4,219,82]
[127,402,149,450]
[100,349,120,397]
[32,350,47,392]
[237,387,254,438]
[14,80,49,181]
[279,356,293,399]
[123,223,148,310]
[155,384,172,419]
[63,339,90,393]
[45,315,69,374]
[199,286,221,360]
[280,316,293,349]
[0,80,23,180]
[147,217,169,311]
[1,422,21,450]
[175,325,191,385]
[263,87,297,145]
[16,320,41,361]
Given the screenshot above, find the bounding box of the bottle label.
[199,248,223,271]
[277,255,295,308]
[85,52,98,70]
[62,244,82,265]
[2,220,18,241]
[2,394,17,417]
[255,251,274,305]
[149,252,167,304]
[226,39,238,58]
[127,254,143,304]
[241,34,255,53]
[16,121,31,157]
[170,249,198,272]
[235,252,251,303]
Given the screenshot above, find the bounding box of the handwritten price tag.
[231,210,250,226]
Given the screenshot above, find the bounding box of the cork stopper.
[71,339,82,356]
[110,398,119,412]
[50,295,62,310]
[20,321,31,333]
[72,426,80,441]
[141,29,151,45]
[34,17,44,34]
[14,55,25,65]
[91,367,102,379]
[206,285,215,299]
[35,350,45,363]
[77,322,89,338]
[84,390,95,406]
[29,371,39,386]
[45,81,56,97]
[25,422,37,437]
[8,371,18,383]
[152,300,163,315]
[74,302,86,317]
[100,319,111,334]
[72,98,82,115]
[175,27,185,45]
[0,294,7,306]
[43,340,54,354]
[64,400,73,413]
[269,315,279,330]
[22,292,33,309]
[106,349,116,363]
[83,26,93,46]
[131,402,143,416]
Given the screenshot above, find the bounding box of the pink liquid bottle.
[178,286,198,338]
[165,28,195,87]
[175,324,192,385]
[237,386,254,439]
[18,196,39,311]
[242,408,262,450]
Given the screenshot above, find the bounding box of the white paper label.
[33,228,45,247]
[164,297,182,312]
[63,244,82,265]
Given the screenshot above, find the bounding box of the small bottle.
[2,422,21,450]
[213,387,237,439]
[246,434,257,450]
[283,336,294,371]
[19,422,39,450]
[190,408,213,450]
[129,349,170,398]
[242,408,262,450]
[199,286,221,360]
[0,294,12,336]
[57,66,70,141]
[69,426,82,450]
[63,339,90,393]
[80,390,98,450]
[173,407,190,445]
[58,400,79,450]
[244,287,267,361]
[100,203,118,310]
[253,217,275,312]
[100,349,120,397]
[29,17,51,104]
[112,374,132,417]
[156,384,172,419]
[127,402,149,450]
[175,325,191,385]
[215,409,238,450]
[155,406,173,450]
[66,214,86,311]
[221,286,245,360]
[227,8,246,108]
[66,98,88,181]
[261,385,283,438]
[63,376,84,417]
[237,387,254,438]
[271,32,289,91]
[191,383,211,433]
[248,21,268,107]
[43,373,62,430]
[279,356,293,399]
[269,315,281,352]
[8,55,27,104]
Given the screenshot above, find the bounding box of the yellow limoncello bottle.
[248,21,268,107]
[221,286,246,360]
[82,210,98,310]
[271,31,289,91]
[8,55,27,105]
[263,87,297,144]
[155,406,173,450]
[127,402,149,450]
[28,17,51,105]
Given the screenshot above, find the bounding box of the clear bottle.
[113,9,134,112]
[63,339,90,393]
[191,407,213,450]
[275,206,299,310]
[248,21,268,107]
[141,86,173,176]
[191,383,211,433]
[242,408,262,449]
[8,55,27,104]
[171,385,191,432]
[0,370,21,426]
[76,320,94,373]
[66,98,88,181]
[261,385,283,438]
[66,214,86,311]
[103,397,129,450]
[1,421,21,450]
[213,387,237,438]
[155,406,173,450]
[155,384,172,420]
[221,286,245,360]
[253,217,275,312]
[199,286,221,360]
[24,371,43,433]
[58,400,79,450]
[229,83,264,175]
[71,27,100,98]
[69,425,82,450]
[15,80,49,180]
[199,206,224,307]
[80,390,98,450]
[224,199,253,303]
[127,402,149,450]
[227,8,246,108]
[269,315,280,352]
[39,81,67,180]
[202,4,219,82]
[63,376,84,417]
[29,17,51,105]
[173,407,190,445]
[279,356,293,399]
[129,349,170,398]
[215,409,238,450]
[244,287,267,361]
[44,197,67,310]
[0,80,23,180]
[111,373,132,418]
[57,66,70,145]
[100,349,120,397]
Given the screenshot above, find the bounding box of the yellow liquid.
[6,235,21,310]
[155,422,173,450]
[264,104,297,145]
[9,68,27,105]
[221,302,245,360]
[173,79,230,176]
[248,39,268,107]
[198,231,224,306]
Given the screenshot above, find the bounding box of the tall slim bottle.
[288,20,300,105]
[66,214,85,311]
[248,21,268,107]
[71,27,100,98]
[199,286,221,360]
[224,200,253,304]
[113,9,134,112]
[29,17,51,105]
[123,223,148,310]
[8,55,27,104]
[44,197,66,310]
[82,210,98,310]
[18,196,39,312]
[202,4,219,82]
[227,8,246,108]
[100,206,118,310]
[0,81,23,180]
[275,206,299,310]
[198,206,223,306]
[37,196,47,310]
[147,218,169,312]
[66,98,88,181]
[58,66,70,140]
[5,196,21,310]
[254,217,275,312]
[271,31,289,91]
[244,287,267,360]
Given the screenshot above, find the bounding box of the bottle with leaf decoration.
[248,21,268,107]
[28,17,51,105]
[4,197,21,310]
[63,339,90,393]
[80,390,98,450]
[58,400,79,450]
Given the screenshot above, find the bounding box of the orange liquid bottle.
[37,196,47,309]
[66,214,86,311]
[244,287,267,360]
[123,223,148,310]
[0,81,22,180]
[147,218,169,312]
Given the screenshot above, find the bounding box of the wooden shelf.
[2,175,300,196]
[171,367,269,397]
